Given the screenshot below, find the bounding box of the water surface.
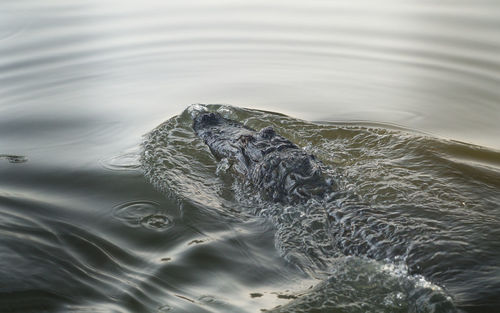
[1,1,500,312]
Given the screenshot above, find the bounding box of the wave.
[141,104,500,312]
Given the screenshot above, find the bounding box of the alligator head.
[193,112,332,204]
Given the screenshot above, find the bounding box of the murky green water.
[1,1,499,312]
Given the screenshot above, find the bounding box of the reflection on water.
[1,0,499,149]
[1,1,499,313]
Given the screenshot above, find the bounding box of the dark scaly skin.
[191,112,488,312]
[192,112,333,204]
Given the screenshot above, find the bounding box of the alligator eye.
[238,134,256,147]
[259,126,275,139]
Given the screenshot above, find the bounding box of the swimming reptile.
[190,110,482,312]
[193,111,334,205]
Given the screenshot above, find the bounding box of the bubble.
[140,214,172,231]
[383,291,406,307]
[113,200,173,231]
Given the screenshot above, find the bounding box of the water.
[1,1,499,312]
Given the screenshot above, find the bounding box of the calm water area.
[1,1,500,312]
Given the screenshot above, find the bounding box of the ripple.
[100,152,141,172]
[113,200,173,231]
[0,10,31,42]
[143,104,500,311]
[157,304,172,312]
[1,0,499,148]
[2,1,500,312]
[0,154,28,163]
[140,214,172,231]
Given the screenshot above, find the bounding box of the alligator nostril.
[196,112,222,127]
[202,113,214,122]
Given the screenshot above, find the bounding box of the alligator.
[191,111,460,311]
[192,111,334,205]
